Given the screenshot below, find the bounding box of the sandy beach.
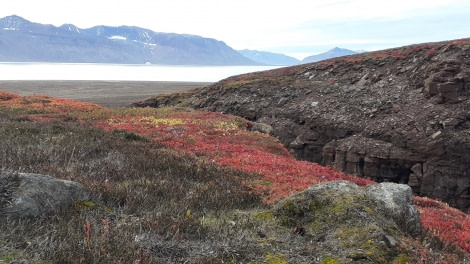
[0,80,211,107]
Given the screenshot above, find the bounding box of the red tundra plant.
[415,196,470,252]
[453,38,470,45]
[0,91,22,101]
[0,92,101,114]
[96,109,375,204]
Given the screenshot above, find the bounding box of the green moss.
[264,253,288,264]
[253,211,275,220]
[248,253,289,264]
[74,200,97,208]
[320,256,339,264]
[73,200,112,213]
[0,251,19,261]
[261,181,273,186]
[392,253,410,264]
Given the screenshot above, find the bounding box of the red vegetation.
[94,109,375,204]
[0,91,102,114]
[2,91,470,253]
[369,51,406,60]
[415,196,470,251]
[453,38,470,45]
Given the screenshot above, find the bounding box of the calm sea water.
[0,63,282,82]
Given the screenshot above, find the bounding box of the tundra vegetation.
[0,91,469,263]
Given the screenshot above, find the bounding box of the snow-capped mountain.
[0,15,257,65]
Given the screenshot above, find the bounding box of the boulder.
[0,171,89,218]
[249,121,273,135]
[272,181,422,262]
[366,183,422,236]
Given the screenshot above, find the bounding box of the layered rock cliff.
[140,38,470,212]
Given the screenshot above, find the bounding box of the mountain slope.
[238,49,300,66]
[0,15,257,65]
[302,47,358,63]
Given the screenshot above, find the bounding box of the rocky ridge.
[142,38,470,212]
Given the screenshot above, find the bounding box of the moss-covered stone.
[272,181,409,262]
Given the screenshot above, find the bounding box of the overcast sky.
[1,0,469,59]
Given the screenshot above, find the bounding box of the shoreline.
[0,80,212,108]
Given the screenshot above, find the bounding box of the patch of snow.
[143,31,150,40]
[3,27,17,31]
[133,40,156,46]
[108,35,127,40]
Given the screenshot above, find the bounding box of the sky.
[1,0,469,60]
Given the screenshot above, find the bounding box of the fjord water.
[0,63,281,82]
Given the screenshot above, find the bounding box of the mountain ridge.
[238,49,301,66]
[302,47,359,63]
[0,15,257,65]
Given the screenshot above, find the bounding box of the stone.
[272,181,421,261]
[365,182,422,235]
[249,122,273,135]
[0,171,89,218]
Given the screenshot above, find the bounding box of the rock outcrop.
[144,38,470,212]
[0,171,88,218]
[273,181,421,262]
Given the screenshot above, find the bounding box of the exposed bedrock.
[148,39,470,211]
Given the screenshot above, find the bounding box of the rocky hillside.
[1,91,469,263]
[143,38,470,212]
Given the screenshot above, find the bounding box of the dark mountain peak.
[0,15,31,30]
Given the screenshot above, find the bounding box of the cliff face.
[151,38,470,211]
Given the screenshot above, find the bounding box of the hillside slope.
[1,92,469,262]
[145,38,470,212]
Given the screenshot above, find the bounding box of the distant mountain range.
[0,15,361,65]
[0,15,256,65]
[301,47,358,63]
[237,49,300,66]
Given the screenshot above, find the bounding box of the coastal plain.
[0,81,211,107]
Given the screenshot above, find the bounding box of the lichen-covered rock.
[249,121,273,135]
[365,182,422,236]
[272,181,422,263]
[0,171,88,218]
